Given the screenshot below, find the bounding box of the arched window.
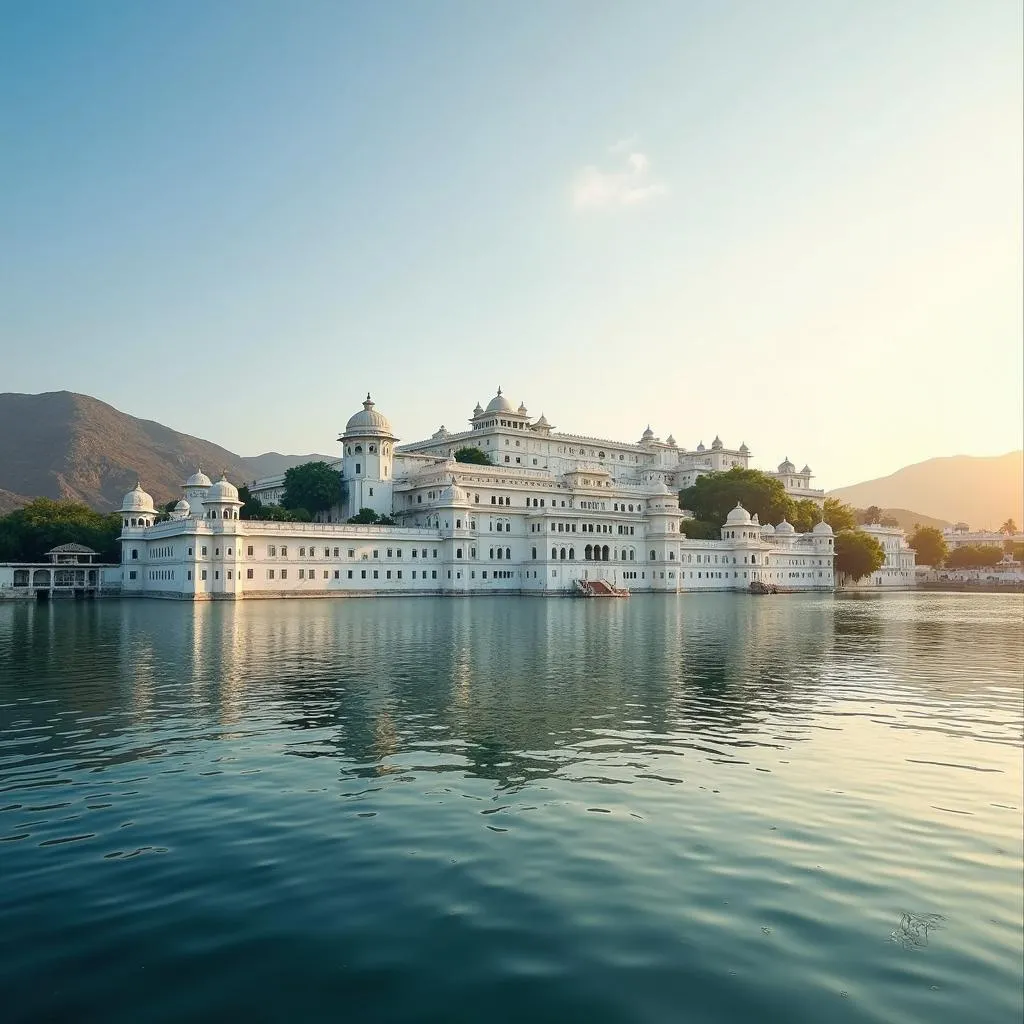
[354,445,363,453]
[369,445,376,453]
[568,547,574,560]
[585,544,593,560]
[551,547,557,559]
[505,547,511,560]
[629,549,635,561]
[650,550,656,560]
[497,548,503,559]
[559,547,566,560]
[602,545,609,561]
[532,547,537,559]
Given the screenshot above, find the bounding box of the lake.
[1,592,1021,1023]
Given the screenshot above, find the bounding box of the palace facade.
[114,390,836,600]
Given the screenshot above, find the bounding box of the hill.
[859,508,950,533]
[0,392,258,512]
[241,452,337,478]
[831,452,1023,530]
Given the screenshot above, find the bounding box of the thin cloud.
[571,147,668,211]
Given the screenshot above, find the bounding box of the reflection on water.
[1,593,1021,1024]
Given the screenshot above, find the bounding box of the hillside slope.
[830,452,1022,529]
[241,452,337,478]
[0,392,254,511]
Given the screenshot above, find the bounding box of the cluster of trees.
[0,499,122,562]
[347,508,397,525]
[857,505,901,528]
[239,462,343,522]
[908,524,1018,569]
[678,468,857,536]
[453,447,490,465]
[677,467,883,580]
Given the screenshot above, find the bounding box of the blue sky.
[1,0,1020,487]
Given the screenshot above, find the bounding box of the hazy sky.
[1,0,1020,487]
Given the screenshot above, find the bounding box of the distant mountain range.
[829,452,1022,530]
[1,391,1019,529]
[0,391,333,512]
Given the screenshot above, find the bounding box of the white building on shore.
[113,391,835,601]
[840,524,916,589]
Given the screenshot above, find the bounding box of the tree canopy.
[453,446,490,465]
[347,508,396,525]
[946,544,1003,569]
[678,467,793,531]
[281,462,342,516]
[822,498,857,533]
[835,529,886,582]
[0,499,122,562]
[858,505,883,525]
[908,526,948,568]
[1001,519,1019,535]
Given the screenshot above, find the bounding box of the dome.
[778,457,796,474]
[739,442,749,454]
[666,434,677,447]
[726,502,752,524]
[812,520,833,536]
[121,482,155,514]
[642,425,655,441]
[473,401,484,417]
[533,413,551,430]
[775,519,796,535]
[206,474,239,502]
[432,425,450,439]
[696,441,706,452]
[801,464,812,476]
[751,512,760,524]
[760,522,775,535]
[345,394,394,437]
[185,469,212,488]
[173,498,191,516]
[439,477,469,505]
[517,402,528,416]
[711,435,723,450]
[485,387,515,415]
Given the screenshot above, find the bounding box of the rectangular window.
[432,570,437,580]
[373,570,379,579]
[268,545,276,556]
[201,546,208,556]
[129,570,137,580]
[361,570,366,579]
[347,570,353,579]
[188,547,193,556]
[373,549,379,558]
[269,569,275,579]
[201,570,207,581]
[412,549,418,558]
[323,570,328,579]
[432,549,437,558]
[247,569,253,579]
[281,569,288,579]
[299,547,306,557]
[333,547,339,557]
[187,571,192,581]
[281,546,288,556]
[348,549,355,558]
[247,545,254,556]
[397,570,402,579]
[386,570,392,580]
[387,548,393,558]
[299,569,305,579]
[396,549,402,558]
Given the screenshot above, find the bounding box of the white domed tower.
[120,482,156,530]
[339,394,397,519]
[203,475,243,521]
[183,469,212,516]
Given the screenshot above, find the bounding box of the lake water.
[1,593,1021,1023]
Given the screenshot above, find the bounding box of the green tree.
[679,518,721,539]
[453,446,490,465]
[947,544,1003,569]
[678,467,793,527]
[859,505,883,525]
[238,484,263,520]
[908,526,948,567]
[0,499,122,562]
[823,497,857,534]
[281,462,342,515]
[790,498,822,533]
[835,529,886,582]
[1000,518,1018,535]
[348,507,380,524]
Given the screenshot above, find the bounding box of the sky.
[0,0,1020,489]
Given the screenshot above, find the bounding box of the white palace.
[112,390,836,600]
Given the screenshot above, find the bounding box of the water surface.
[1,593,1021,1023]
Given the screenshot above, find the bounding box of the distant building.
[942,525,1022,550]
[841,525,916,589]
